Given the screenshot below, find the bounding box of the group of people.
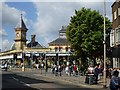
[51,64,63,76]
[86,64,103,84]
[65,64,78,76]
[86,64,120,90]
[51,64,78,77]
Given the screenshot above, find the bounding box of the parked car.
[0,64,5,70]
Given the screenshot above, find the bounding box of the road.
[1,70,107,90]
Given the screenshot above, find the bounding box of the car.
[0,64,5,70]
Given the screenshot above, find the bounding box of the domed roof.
[27,41,44,48]
[48,38,68,45]
[10,41,45,50]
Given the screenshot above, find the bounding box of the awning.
[46,54,56,56]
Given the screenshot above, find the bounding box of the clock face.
[16,32,20,37]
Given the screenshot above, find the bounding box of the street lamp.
[103,0,107,88]
[27,40,33,68]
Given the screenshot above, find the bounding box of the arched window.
[55,47,58,52]
[59,47,63,52]
[65,47,68,52]
[50,48,52,51]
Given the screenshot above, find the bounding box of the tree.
[66,7,111,66]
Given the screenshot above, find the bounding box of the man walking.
[93,64,99,84]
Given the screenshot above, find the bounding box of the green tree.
[66,7,111,66]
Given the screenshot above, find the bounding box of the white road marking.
[20,81,30,86]
[12,77,30,87]
[12,77,19,81]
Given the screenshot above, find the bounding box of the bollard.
[22,66,25,71]
[9,65,12,70]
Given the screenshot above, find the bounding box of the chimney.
[31,35,36,43]
[62,26,64,29]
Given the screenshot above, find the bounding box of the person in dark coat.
[110,70,120,90]
[93,64,99,84]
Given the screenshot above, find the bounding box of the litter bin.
[85,74,95,85]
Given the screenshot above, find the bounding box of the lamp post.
[103,0,107,88]
[29,40,33,69]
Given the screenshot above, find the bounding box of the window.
[110,30,114,47]
[50,48,52,51]
[116,28,120,45]
[65,47,68,52]
[116,29,118,45]
[59,47,62,52]
[55,47,58,52]
[118,8,120,16]
[114,11,117,20]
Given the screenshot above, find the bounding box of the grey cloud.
[2,3,27,27]
[0,28,7,36]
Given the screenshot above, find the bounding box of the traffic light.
[13,54,17,60]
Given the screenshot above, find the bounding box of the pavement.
[8,68,110,89]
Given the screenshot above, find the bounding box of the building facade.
[110,0,120,68]
[0,15,50,67]
[48,26,73,65]
[49,26,71,53]
[0,15,73,68]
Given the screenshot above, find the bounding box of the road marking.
[12,77,19,81]
[20,81,30,86]
[12,77,30,87]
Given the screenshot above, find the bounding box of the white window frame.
[110,30,114,47]
[118,8,120,16]
[114,11,117,20]
[116,29,118,45]
[117,28,120,45]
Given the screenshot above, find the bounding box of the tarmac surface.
[7,68,110,90]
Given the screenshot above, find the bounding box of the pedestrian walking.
[58,65,62,76]
[55,65,58,76]
[65,66,69,76]
[93,64,99,84]
[69,65,73,76]
[73,64,77,76]
[41,62,44,69]
[98,65,103,80]
[51,64,55,74]
[88,65,94,74]
[36,64,39,69]
[110,70,120,90]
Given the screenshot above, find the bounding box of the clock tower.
[15,14,28,51]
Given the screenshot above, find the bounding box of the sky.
[0,0,116,51]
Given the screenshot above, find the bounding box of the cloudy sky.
[0,0,115,51]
